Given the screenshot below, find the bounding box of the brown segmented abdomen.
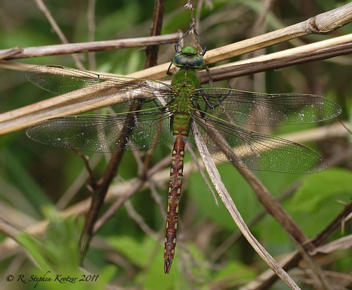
[164,135,186,274]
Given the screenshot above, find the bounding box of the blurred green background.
[0,0,351,289]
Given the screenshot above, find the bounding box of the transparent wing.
[189,113,327,173]
[25,65,171,109]
[26,99,173,152]
[194,88,341,126]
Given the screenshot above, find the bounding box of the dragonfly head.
[172,45,205,70]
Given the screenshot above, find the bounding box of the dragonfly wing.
[25,65,171,109]
[194,88,341,126]
[190,113,327,173]
[27,109,173,152]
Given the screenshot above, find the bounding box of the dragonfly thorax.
[173,45,204,70]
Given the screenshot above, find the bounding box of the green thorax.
[169,45,205,136]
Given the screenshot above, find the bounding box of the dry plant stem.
[94,155,171,233]
[289,236,333,290]
[87,0,97,70]
[210,149,350,262]
[204,2,352,63]
[93,179,144,234]
[1,35,352,136]
[125,201,158,239]
[195,0,202,31]
[192,124,300,289]
[315,234,352,254]
[254,201,352,289]
[0,34,180,60]
[324,271,352,282]
[235,165,314,250]
[34,0,85,70]
[196,118,314,251]
[56,154,102,210]
[210,182,301,262]
[0,216,21,242]
[78,1,166,261]
[145,0,166,68]
[187,143,218,206]
[250,0,274,37]
[150,183,167,218]
[338,119,352,135]
[140,0,167,180]
[67,145,96,185]
[0,2,350,63]
[0,47,23,60]
[200,33,352,83]
[79,101,142,261]
[312,201,352,248]
[0,4,351,134]
[0,125,349,260]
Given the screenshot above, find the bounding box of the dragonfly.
[25,35,341,274]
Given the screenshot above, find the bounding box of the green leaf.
[2,148,52,212]
[108,235,158,269]
[213,261,257,282]
[17,206,83,272]
[188,163,260,230]
[262,168,352,241]
[17,233,52,270]
[288,168,352,213]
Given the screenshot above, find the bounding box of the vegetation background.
[0,0,351,289]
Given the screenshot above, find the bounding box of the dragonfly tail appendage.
[164,135,185,274]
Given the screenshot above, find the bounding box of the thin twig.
[0,125,349,260]
[0,47,23,60]
[195,114,315,252]
[149,183,167,218]
[79,101,142,261]
[0,215,21,242]
[94,154,171,234]
[0,33,180,60]
[187,143,218,206]
[66,144,97,185]
[209,182,301,262]
[204,2,352,64]
[34,0,85,70]
[140,0,167,179]
[79,1,168,260]
[1,34,352,135]
[145,0,166,67]
[55,154,103,210]
[199,33,352,83]
[290,235,334,290]
[87,0,97,70]
[93,180,144,233]
[125,200,158,239]
[247,201,352,289]
[247,0,274,95]
[0,34,180,60]
[192,122,300,289]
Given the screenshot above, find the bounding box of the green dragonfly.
[25,36,341,273]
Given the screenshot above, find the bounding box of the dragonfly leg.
[166,61,173,76]
[212,85,232,108]
[198,89,215,110]
[174,20,207,55]
[200,85,232,115]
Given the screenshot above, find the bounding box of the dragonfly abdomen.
[164,134,186,274]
